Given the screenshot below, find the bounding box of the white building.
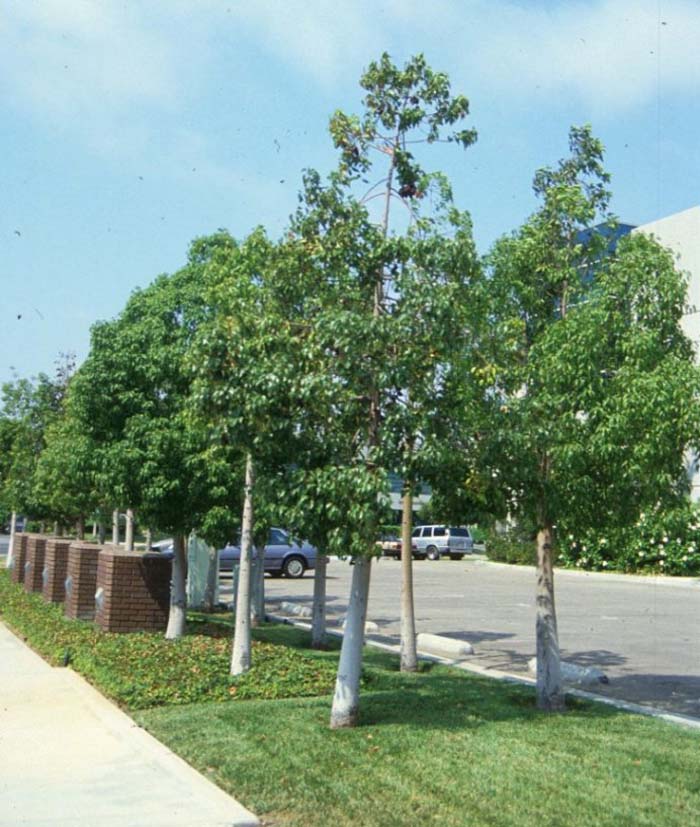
[632,205,700,499]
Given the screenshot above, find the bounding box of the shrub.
[558,502,700,575]
[485,527,536,565]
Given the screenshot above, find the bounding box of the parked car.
[411,525,474,560]
[219,528,317,579]
[376,534,424,560]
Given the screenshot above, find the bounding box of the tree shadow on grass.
[357,669,622,730]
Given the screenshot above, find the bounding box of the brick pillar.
[10,533,28,584]
[64,542,104,620]
[95,549,171,633]
[43,538,73,603]
[24,534,48,593]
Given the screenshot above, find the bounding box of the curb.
[265,611,700,732]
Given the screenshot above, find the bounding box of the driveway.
[241,556,700,719]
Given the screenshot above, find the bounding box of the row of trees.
[3,53,698,722]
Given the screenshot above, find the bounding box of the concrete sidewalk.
[0,622,258,827]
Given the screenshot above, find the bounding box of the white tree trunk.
[165,534,187,640]
[5,511,17,569]
[112,510,119,545]
[536,523,564,710]
[400,490,418,672]
[91,521,97,538]
[330,556,372,729]
[251,544,265,626]
[231,454,255,675]
[311,550,328,649]
[125,508,134,551]
[145,528,152,550]
[203,546,219,612]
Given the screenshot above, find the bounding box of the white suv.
[411,525,474,560]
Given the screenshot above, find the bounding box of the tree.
[72,233,241,638]
[32,400,101,538]
[245,53,478,727]
[0,359,74,563]
[484,125,700,710]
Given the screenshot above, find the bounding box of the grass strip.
[3,568,699,827]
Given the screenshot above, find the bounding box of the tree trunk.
[311,550,328,649]
[112,510,119,545]
[91,520,97,538]
[6,511,17,569]
[145,528,152,550]
[251,544,265,627]
[76,515,85,541]
[165,534,187,639]
[203,545,219,612]
[53,521,60,537]
[330,556,372,729]
[125,508,134,551]
[400,489,418,672]
[535,522,564,711]
[98,520,106,545]
[231,454,255,675]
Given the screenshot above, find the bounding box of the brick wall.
[43,538,73,603]
[24,534,48,593]
[64,542,104,620]
[10,533,28,584]
[95,549,171,633]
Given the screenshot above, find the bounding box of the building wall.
[632,205,700,500]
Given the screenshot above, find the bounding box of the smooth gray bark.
[5,511,16,569]
[76,515,85,541]
[165,534,187,640]
[125,508,134,551]
[145,528,152,550]
[231,454,255,675]
[400,490,418,671]
[535,523,564,710]
[98,520,106,544]
[112,510,119,545]
[311,551,328,649]
[330,556,372,729]
[251,544,265,627]
[203,545,219,612]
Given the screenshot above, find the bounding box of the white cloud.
[2,0,698,164]
[462,0,700,114]
[0,1,179,120]
[220,0,700,115]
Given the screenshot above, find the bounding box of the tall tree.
[270,53,480,725]
[485,126,700,710]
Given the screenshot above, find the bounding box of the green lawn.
[2,569,698,827]
[137,646,700,827]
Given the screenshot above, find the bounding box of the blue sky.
[2,0,699,386]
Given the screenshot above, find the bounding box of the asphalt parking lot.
[236,555,700,719]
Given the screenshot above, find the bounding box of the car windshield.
[448,527,470,537]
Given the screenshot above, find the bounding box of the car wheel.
[449,553,464,561]
[283,556,306,579]
[426,545,440,561]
